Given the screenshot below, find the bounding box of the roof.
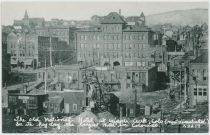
[9,89,47,96]
[48,96,63,104]
[101,12,126,24]
[123,25,151,32]
[76,27,101,32]
[191,53,208,63]
[8,32,17,38]
[48,90,85,104]
[111,89,169,106]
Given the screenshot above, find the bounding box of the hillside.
[146,8,208,26]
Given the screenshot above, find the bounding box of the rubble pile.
[74,110,98,122]
[161,98,179,113]
[97,111,115,120]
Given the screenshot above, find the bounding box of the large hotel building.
[75,12,159,67]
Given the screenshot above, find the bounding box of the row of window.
[80,43,100,49]
[124,44,145,50]
[125,61,146,67]
[194,87,207,96]
[192,69,208,81]
[123,34,146,40]
[79,43,146,50]
[125,53,146,58]
[79,34,147,41]
[10,43,35,49]
[78,52,146,59]
[51,30,68,36]
[102,25,121,32]
[80,35,100,41]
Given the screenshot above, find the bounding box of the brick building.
[189,52,208,106]
[83,65,157,92]
[75,12,157,67]
[48,26,77,48]
[7,32,68,68]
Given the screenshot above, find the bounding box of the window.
[80,44,84,49]
[28,97,37,109]
[118,44,120,49]
[198,88,202,96]
[125,52,129,58]
[97,44,100,49]
[203,69,207,80]
[84,35,87,40]
[9,96,16,104]
[203,88,207,96]
[194,88,197,95]
[127,73,131,79]
[73,104,77,111]
[93,44,96,49]
[126,83,131,88]
[129,44,132,49]
[130,109,134,114]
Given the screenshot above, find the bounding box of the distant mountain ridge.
[146,8,208,26]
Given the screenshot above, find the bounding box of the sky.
[1,1,208,25]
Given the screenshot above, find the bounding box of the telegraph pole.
[184,67,187,103]
[44,57,47,94]
[49,36,52,67]
[134,88,137,117]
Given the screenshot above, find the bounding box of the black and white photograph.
[1,0,209,133]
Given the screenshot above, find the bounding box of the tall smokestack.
[119,9,121,15]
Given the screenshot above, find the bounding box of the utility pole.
[134,88,137,117]
[184,67,187,103]
[179,65,182,100]
[44,57,47,94]
[49,36,52,67]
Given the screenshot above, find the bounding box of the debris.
[74,110,98,123]
[97,111,115,120]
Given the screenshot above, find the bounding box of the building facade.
[37,65,83,90]
[8,89,48,116]
[189,52,208,106]
[7,32,70,68]
[48,26,77,48]
[2,32,11,85]
[75,12,157,67]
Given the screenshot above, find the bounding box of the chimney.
[119,9,121,15]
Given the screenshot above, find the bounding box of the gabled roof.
[101,12,126,24]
